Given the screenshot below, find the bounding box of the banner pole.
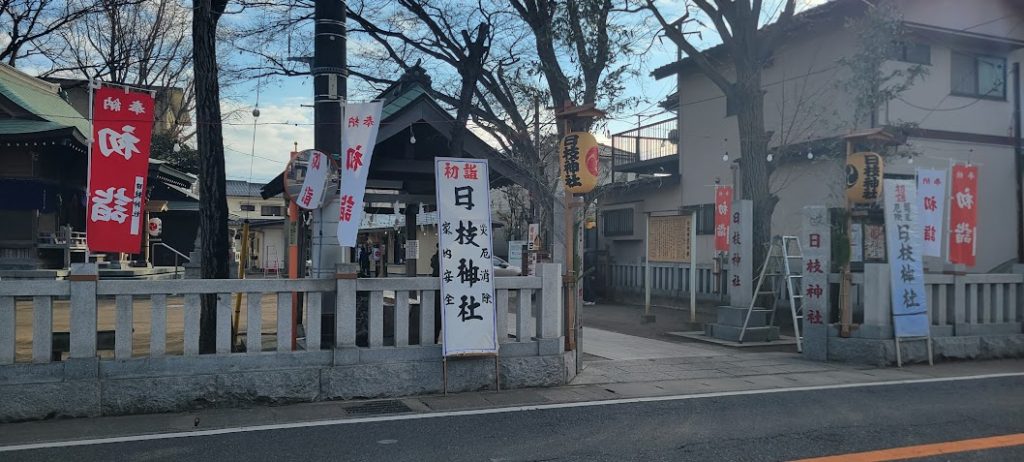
[690,211,697,323]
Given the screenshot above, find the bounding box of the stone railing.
[831,266,1023,338]
[0,263,568,421]
[608,262,723,302]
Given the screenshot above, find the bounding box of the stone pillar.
[862,263,892,338]
[705,200,778,342]
[729,200,753,307]
[68,263,98,358]
[802,206,830,360]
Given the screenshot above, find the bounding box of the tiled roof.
[225,180,264,197]
[0,63,90,138]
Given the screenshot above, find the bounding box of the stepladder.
[739,235,806,352]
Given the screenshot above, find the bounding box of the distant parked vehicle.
[493,256,522,277]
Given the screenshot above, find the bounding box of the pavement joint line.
[1,371,1022,453]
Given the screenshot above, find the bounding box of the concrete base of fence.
[0,341,570,423]
[827,334,1024,367]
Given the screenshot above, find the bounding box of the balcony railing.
[610,117,678,176]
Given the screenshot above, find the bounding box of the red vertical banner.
[87,86,155,253]
[714,186,733,252]
[948,163,978,267]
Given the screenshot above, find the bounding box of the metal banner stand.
[895,335,934,368]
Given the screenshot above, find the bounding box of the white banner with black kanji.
[435,157,498,356]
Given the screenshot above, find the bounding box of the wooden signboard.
[649,215,692,263]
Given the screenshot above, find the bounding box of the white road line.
[2,371,1022,453]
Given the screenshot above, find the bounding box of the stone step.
[704,323,780,343]
[715,305,771,327]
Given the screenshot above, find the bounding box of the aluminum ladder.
[738,235,806,352]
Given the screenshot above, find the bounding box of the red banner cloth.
[714,186,733,252]
[86,86,155,253]
[948,163,978,267]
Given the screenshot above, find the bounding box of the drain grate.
[344,399,413,416]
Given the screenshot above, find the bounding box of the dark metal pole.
[312,0,346,347]
[314,0,345,154]
[1014,62,1022,263]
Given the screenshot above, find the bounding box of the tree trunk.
[733,67,778,279]
[193,0,230,354]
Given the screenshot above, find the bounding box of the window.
[603,208,634,237]
[261,205,284,217]
[895,42,930,65]
[240,204,256,212]
[951,51,1006,99]
[682,204,715,235]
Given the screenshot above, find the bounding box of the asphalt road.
[4,376,1024,461]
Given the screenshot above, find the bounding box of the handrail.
[154,242,190,262]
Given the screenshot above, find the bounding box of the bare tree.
[645,0,798,274]
[44,0,196,139]
[0,0,109,66]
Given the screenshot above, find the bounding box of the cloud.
[220,98,313,184]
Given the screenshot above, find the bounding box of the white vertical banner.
[916,168,947,258]
[884,179,930,338]
[336,101,383,246]
[435,157,498,356]
[296,150,331,210]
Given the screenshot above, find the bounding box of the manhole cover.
[344,400,413,416]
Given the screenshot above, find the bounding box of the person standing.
[372,244,382,277]
[359,244,370,276]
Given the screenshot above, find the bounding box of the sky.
[216,0,829,185]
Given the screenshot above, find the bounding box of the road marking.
[791,432,1024,461]
[1,371,1022,453]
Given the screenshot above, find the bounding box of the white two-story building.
[600,0,1023,289]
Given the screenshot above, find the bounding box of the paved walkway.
[581,327,724,360]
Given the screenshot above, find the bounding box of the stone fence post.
[69,263,98,358]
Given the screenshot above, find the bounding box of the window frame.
[950,51,1007,101]
[239,203,256,212]
[602,208,634,237]
[894,42,931,65]
[260,205,284,217]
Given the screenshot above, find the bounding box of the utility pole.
[310,0,347,347]
[1013,62,1022,263]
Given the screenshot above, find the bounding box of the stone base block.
[704,323,779,342]
[715,305,769,327]
[828,334,1024,366]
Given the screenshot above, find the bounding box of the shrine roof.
[0,63,90,141]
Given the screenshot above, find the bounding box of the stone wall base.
[0,353,568,423]
[828,334,1024,367]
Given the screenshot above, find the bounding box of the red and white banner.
[296,150,331,210]
[948,163,978,267]
[87,86,154,253]
[337,102,383,246]
[917,168,946,258]
[714,186,733,252]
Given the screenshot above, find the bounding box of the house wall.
[226,196,288,219]
[669,0,1023,271]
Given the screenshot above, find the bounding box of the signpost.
[87,86,155,254]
